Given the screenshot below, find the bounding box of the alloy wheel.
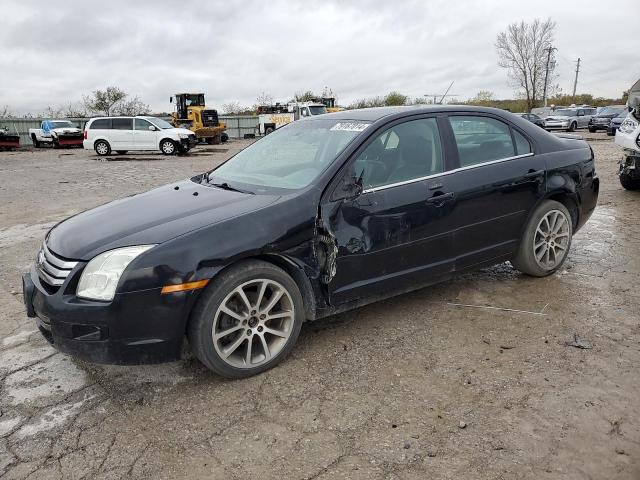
[96,142,108,155]
[533,210,570,270]
[162,141,175,154]
[212,279,295,369]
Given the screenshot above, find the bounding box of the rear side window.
[112,118,133,130]
[448,116,516,167]
[513,130,532,155]
[90,118,111,129]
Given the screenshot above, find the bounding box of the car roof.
[322,105,525,122]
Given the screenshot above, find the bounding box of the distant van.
[83,116,197,155]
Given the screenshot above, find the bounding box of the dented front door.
[320,178,456,305]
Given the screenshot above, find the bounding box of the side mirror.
[332,172,364,201]
[148,125,156,131]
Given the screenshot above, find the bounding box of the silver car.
[544,107,597,132]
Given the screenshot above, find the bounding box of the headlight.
[619,117,639,134]
[77,245,155,301]
[178,133,189,139]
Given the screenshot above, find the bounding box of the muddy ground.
[0,134,638,479]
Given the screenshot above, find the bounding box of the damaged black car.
[22,106,599,378]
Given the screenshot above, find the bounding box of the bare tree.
[113,97,150,116]
[495,18,556,112]
[0,105,14,118]
[82,87,127,116]
[255,92,274,106]
[222,101,246,114]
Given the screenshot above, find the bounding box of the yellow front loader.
[170,93,227,144]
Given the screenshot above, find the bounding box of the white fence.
[0,115,259,146]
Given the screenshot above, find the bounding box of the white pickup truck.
[29,120,83,148]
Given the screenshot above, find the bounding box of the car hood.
[46,178,280,260]
[545,115,571,121]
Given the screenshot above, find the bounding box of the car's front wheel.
[512,200,573,277]
[567,122,577,132]
[160,139,177,155]
[94,140,111,156]
[588,126,596,133]
[619,172,640,190]
[188,260,304,378]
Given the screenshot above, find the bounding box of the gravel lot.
[0,134,638,479]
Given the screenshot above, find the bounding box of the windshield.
[599,107,624,116]
[553,109,577,117]
[309,106,327,116]
[50,121,74,128]
[207,119,370,191]
[145,117,174,129]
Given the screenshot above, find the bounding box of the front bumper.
[22,264,198,365]
[179,136,198,150]
[545,123,570,130]
[589,121,610,131]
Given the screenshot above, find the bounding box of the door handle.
[426,191,454,206]
[524,169,544,179]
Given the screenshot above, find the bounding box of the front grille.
[202,109,219,127]
[36,242,78,288]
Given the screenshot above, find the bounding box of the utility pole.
[572,57,581,99]
[542,46,556,107]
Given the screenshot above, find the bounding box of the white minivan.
[83,116,197,156]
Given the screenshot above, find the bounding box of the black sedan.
[515,112,545,128]
[23,106,599,378]
[588,106,627,132]
[607,110,629,136]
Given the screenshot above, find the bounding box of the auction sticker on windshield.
[330,122,370,132]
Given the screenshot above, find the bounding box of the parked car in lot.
[23,106,599,378]
[544,107,597,132]
[29,120,83,148]
[588,106,627,132]
[608,110,629,136]
[515,113,545,128]
[614,77,640,190]
[83,116,197,156]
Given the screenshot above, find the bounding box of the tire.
[31,135,40,148]
[160,139,177,155]
[588,126,596,133]
[221,133,229,143]
[265,127,275,135]
[205,137,215,145]
[116,150,128,155]
[567,122,577,132]
[188,260,304,378]
[619,173,640,190]
[213,134,222,145]
[94,140,111,156]
[512,200,573,277]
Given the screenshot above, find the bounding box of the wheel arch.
[544,189,580,229]
[186,254,318,336]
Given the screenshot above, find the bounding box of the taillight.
[83,130,87,139]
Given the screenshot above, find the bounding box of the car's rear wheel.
[265,126,275,135]
[188,260,304,378]
[619,172,640,190]
[588,126,596,133]
[31,135,40,148]
[94,140,111,156]
[160,139,176,155]
[512,200,573,277]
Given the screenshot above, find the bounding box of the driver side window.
[353,118,443,190]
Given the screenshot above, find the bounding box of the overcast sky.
[0,0,636,114]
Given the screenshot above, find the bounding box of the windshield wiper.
[210,182,254,194]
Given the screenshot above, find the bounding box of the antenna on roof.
[424,82,458,105]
